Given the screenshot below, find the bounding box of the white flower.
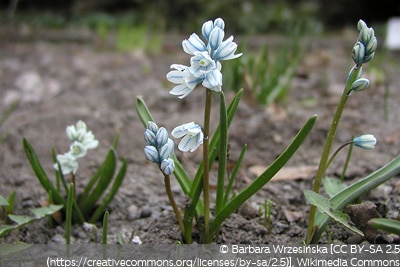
[189,51,216,77]
[171,122,204,152]
[70,141,87,158]
[54,152,79,175]
[66,120,99,150]
[202,65,223,92]
[182,33,207,55]
[167,64,202,99]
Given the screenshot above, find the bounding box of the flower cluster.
[167,18,242,99]
[352,20,377,66]
[54,120,99,175]
[144,121,175,175]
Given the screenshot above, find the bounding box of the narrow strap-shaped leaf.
[223,144,247,207]
[23,138,65,206]
[80,148,117,216]
[89,159,127,223]
[65,183,74,245]
[368,218,400,235]
[136,96,155,126]
[311,154,400,243]
[102,211,109,244]
[81,162,103,198]
[209,114,317,238]
[215,92,228,215]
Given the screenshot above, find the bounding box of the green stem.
[325,141,353,173]
[163,173,185,240]
[306,65,361,243]
[202,89,213,242]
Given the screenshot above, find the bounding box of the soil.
[1,26,400,245]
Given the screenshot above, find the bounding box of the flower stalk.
[202,89,213,242]
[306,19,377,243]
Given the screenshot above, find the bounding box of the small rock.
[140,208,152,218]
[51,234,66,244]
[128,204,139,220]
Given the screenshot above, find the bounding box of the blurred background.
[2,0,399,34]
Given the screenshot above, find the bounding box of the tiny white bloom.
[54,152,79,175]
[70,141,87,158]
[182,33,207,55]
[189,51,216,77]
[171,122,204,152]
[66,120,99,150]
[167,64,202,99]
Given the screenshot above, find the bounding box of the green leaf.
[8,214,35,225]
[215,92,228,215]
[102,211,109,244]
[89,159,127,223]
[323,177,346,198]
[368,218,400,235]
[80,148,117,217]
[304,190,363,236]
[29,204,63,218]
[311,154,400,243]
[0,225,18,237]
[65,183,74,245]
[0,194,8,206]
[223,144,247,207]
[136,96,155,126]
[210,114,317,237]
[23,138,65,206]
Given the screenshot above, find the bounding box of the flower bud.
[353,134,377,150]
[214,18,225,30]
[156,127,169,148]
[144,145,159,163]
[161,158,175,175]
[352,42,365,66]
[202,20,214,41]
[146,121,158,134]
[159,139,175,161]
[365,37,377,56]
[351,78,370,92]
[346,66,362,83]
[144,129,156,145]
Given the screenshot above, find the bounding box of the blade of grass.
[102,211,109,244]
[89,159,127,223]
[65,183,74,245]
[215,92,228,215]
[80,148,116,217]
[368,218,400,235]
[223,144,247,207]
[23,138,65,206]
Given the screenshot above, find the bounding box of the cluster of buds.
[144,121,175,175]
[54,120,99,175]
[348,20,377,94]
[352,20,377,66]
[166,18,242,98]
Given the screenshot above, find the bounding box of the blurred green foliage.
[3,0,320,34]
